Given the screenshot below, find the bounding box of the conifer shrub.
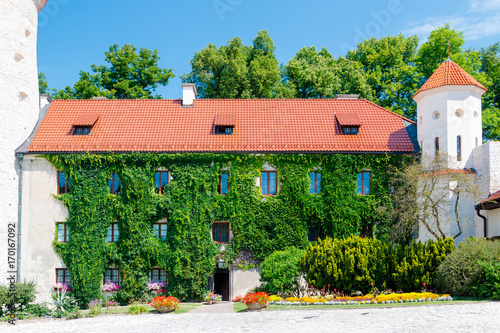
[301,236,454,293]
[436,238,500,297]
[260,247,305,294]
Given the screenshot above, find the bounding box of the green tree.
[347,34,421,118]
[181,30,280,98]
[38,72,50,95]
[416,24,465,78]
[480,43,500,141]
[53,44,174,99]
[284,46,372,99]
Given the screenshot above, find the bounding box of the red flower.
[242,292,270,306]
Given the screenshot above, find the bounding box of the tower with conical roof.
[413,60,487,169]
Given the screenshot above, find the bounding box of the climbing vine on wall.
[47,152,408,304]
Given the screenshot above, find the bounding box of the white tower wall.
[0,0,46,283]
[415,85,484,169]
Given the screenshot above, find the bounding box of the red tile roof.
[214,113,236,126]
[336,113,361,126]
[482,189,500,204]
[72,113,100,126]
[27,98,416,154]
[413,60,487,98]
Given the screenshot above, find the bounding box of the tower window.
[457,136,462,161]
[435,137,440,156]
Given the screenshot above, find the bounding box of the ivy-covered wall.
[47,152,408,304]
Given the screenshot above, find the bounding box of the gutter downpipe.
[475,204,487,238]
[16,153,24,282]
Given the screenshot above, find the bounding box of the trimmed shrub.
[260,247,305,294]
[436,238,500,297]
[301,236,454,293]
[0,281,37,316]
[392,238,455,291]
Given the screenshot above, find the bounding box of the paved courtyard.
[2,302,500,333]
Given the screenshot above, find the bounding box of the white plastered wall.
[20,156,68,303]
[415,86,484,170]
[230,267,261,299]
[0,0,42,284]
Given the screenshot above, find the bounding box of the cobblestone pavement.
[3,302,500,333]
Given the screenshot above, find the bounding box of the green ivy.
[46,152,408,304]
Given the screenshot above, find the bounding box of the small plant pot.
[245,303,267,310]
[103,292,115,299]
[155,305,176,313]
[207,300,214,305]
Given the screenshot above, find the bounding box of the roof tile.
[413,60,487,98]
[28,98,416,154]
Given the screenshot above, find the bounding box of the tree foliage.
[347,34,421,118]
[38,72,50,95]
[53,44,174,99]
[284,47,372,99]
[181,30,280,98]
[259,247,305,294]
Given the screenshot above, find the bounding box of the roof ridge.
[361,99,417,125]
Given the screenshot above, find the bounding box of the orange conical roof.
[413,60,487,99]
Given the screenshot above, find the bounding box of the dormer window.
[343,127,358,135]
[73,126,92,135]
[71,113,99,136]
[216,126,233,135]
[336,113,361,135]
[214,113,236,135]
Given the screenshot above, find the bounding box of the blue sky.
[37,0,500,99]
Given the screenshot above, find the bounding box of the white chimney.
[182,83,197,107]
[39,94,52,109]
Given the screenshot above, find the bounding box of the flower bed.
[243,292,270,310]
[150,296,180,313]
[269,292,453,305]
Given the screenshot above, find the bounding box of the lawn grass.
[80,302,202,317]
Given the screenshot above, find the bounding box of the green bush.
[392,238,454,291]
[475,261,500,299]
[127,302,148,315]
[436,238,500,297]
[260,247,305,294]
[0,281,37,316]
[301,236,454,293]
